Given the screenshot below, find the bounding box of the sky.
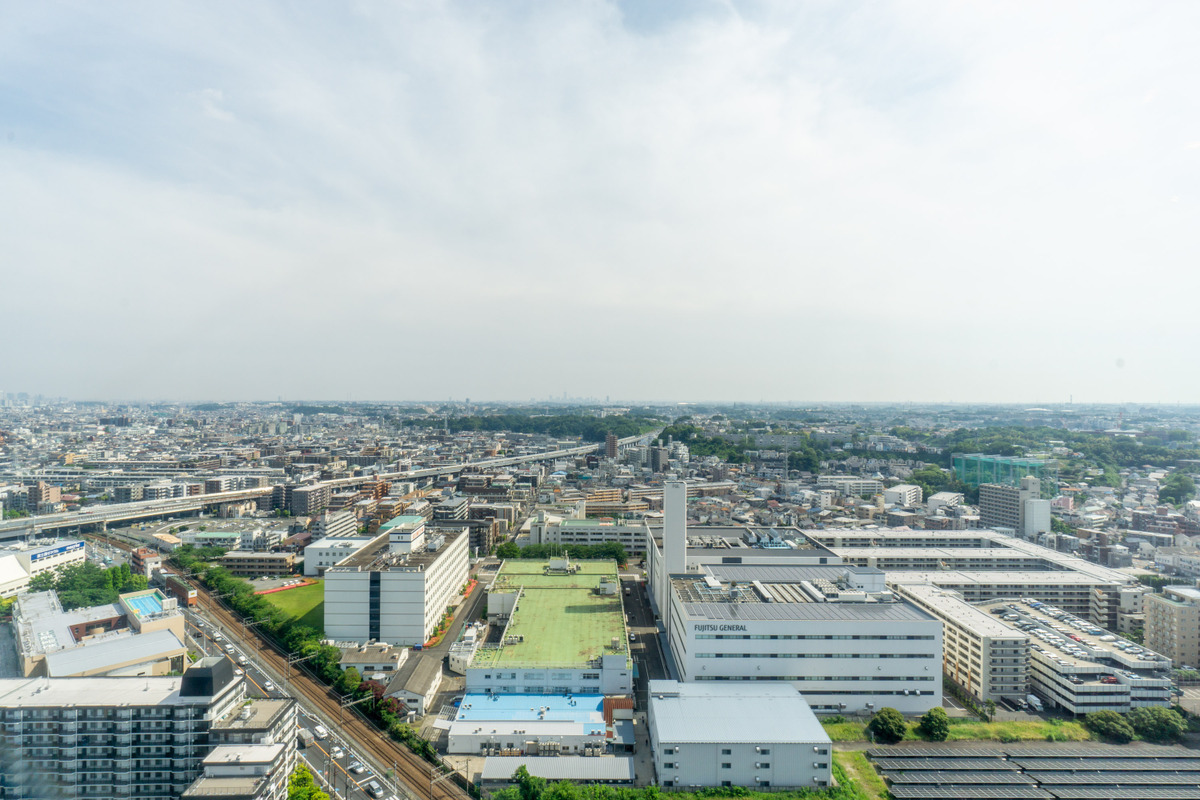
[3,1,1199,404]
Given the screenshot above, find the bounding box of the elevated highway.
[0,431,658,542]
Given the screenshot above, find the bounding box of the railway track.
[195,585,471,800]
[87,533,470,800]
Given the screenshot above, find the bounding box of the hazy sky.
[3,2,1198,404]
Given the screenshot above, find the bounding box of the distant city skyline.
[3,2,1198,403]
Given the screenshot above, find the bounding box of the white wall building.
[323,522,469,646]
[648,681,832,790]
[883,484,923,507]
[527,514,652,555]
[316,510,358,540]
[0,539,87,598]
[302,536,373,577]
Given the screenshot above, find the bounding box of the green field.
[823,716,1091,743]
[263,581,324,634]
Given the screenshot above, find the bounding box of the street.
[183,607,402,800]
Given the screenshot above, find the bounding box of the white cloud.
[0,1,1198,401]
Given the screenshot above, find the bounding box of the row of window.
[695,634,937,641]
[695,653,934,659]
[690,675,936,683]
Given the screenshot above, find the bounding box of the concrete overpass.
[0,431,658,543]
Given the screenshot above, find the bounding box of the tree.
[513,765,545,800]
[1084,710,1134,743]
[985,699,997,721]
[1159,473,1196,506]
[338,666,361,694]
[918,706,950,741]
[288,763,330,800]
[495,542,520,560]
[867,707,908,744]
[1128,706,1187,741]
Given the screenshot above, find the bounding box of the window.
[721,763,731,769]
[663,748,675,756]
[759,748,771,755]
[663,762,675,769]
[721,749,731,755]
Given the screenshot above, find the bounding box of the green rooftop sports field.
[472,560,627,669]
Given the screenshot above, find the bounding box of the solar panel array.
[890,787,1053,799]
[869,743,1200,800]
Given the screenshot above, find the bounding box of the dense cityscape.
[4,399,1200,798]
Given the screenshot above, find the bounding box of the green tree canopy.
[1159,473,1197,506]
[867,707,908,744]
[918,706,950,741]
[1128,706,1187,741]
[1083,710,1134,743]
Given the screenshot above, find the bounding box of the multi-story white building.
[883,484,923,507]
[816,476,883,498]
[301,535,373,577]
[648,681,832,790]
[0,539,87,597]
[323,517,469,645]
[316,509,358,540]
[528,514,651,555]
[0,657,295,800]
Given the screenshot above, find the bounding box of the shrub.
[1128,706,1187,742]
[918,707,950,741]
[1084,710,1134,743]
[867,707,908,744]
[821,714,848,725]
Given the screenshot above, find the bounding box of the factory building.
[323,516,469,646]
[528,514,652,555]
[647,482,942,715]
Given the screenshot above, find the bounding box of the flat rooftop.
[0,676,200,707]
[649,680,829,744]
[455,693,604,724]
[210,698,293,732]
[471,561,627,669]
[336,529,464,571]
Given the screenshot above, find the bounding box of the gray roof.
[681,600,935,622]
[45,628,185,677]
[705,564,853,583]
[481,756,635,782]
[649,681,830,745]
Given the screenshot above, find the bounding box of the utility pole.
[339,692,375,729]
[430,764,457,800]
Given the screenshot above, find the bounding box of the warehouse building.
[648,681,832,789]
[323,516,469,646]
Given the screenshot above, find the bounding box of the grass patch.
[833,752,888,800]
[262,580,324,634]
[822,716,1091,743]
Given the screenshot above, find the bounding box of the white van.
[313,725,329,740]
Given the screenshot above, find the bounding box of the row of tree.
[28,560,149,610]
[1083,707,1188,742]
[494,541,628,567]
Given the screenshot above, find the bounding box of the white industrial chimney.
[664,480,687,576]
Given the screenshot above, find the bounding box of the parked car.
[349,761,366,774]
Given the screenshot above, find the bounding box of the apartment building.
[1145,586,1200,668]
[0,658,249,799]
[215,551,295,577]
[289,484,330,516]
[315,510,358,540]
[816,476,883,498]
[528,514,652,555]
[978,477,1047,536]
[883,484,923,507]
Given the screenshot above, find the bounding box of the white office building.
[0,539,87,598]
[648,681,832,790]
[323,517,469,645]
[528,514,652,555]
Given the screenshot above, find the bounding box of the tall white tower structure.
[664,480,687,577]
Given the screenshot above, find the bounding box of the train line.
[86,532,469,800]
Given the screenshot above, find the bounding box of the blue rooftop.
[455,693,603,724]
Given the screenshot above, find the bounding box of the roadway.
[621,565,669,707]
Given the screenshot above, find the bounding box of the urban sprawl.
[4,399,1200,799]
